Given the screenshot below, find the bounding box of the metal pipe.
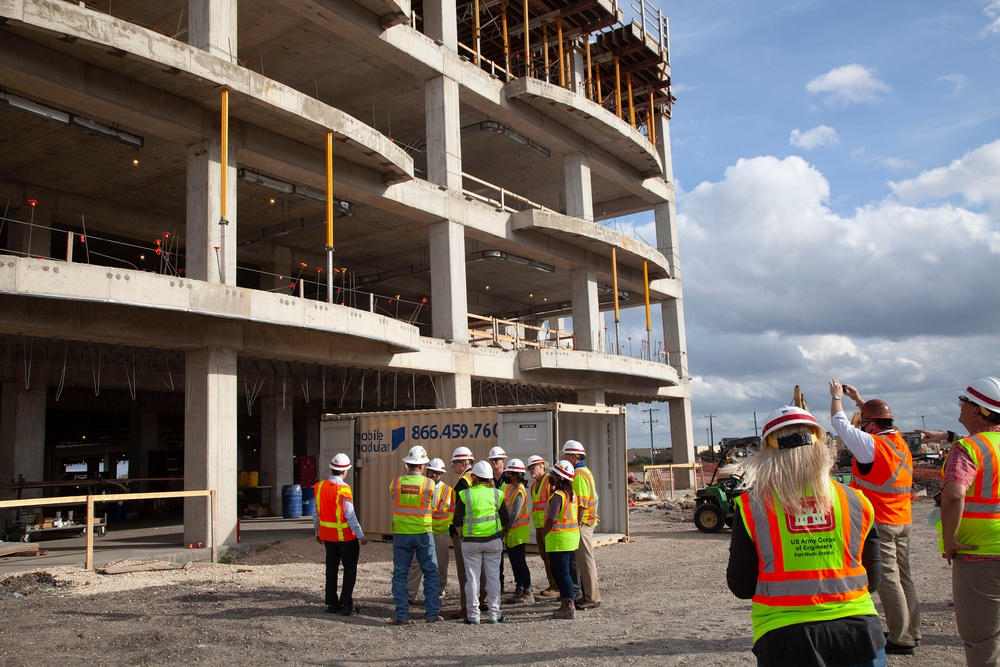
[627,71,636,127]
[326,131,334,303]
[612,246,620,354]
[557,17,565,88]
[501,0,510,81]
[643,260,652,359]
[523,0,531,77]
[585,39,592,100]
[614,57,622,118]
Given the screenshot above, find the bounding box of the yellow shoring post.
[220,89,228,222]
[612,246,621,353]
[501,0,510,81]
[596,64,603,105]
[326,131,335,303]
[614,57,622,118]
[643,260,651,355]
[523,0,531,77]
[557,17,565,88]
[649,92,657,146]
[474,0,481,65]
[542,22,549,83]
[627,71,636,127]
[585,39,593,100]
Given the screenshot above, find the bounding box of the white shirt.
[313,475,364,540]
[831,410,894,465]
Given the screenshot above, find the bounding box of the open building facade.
[0,0,692,547]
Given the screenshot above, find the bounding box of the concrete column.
[423,0,457,50]
[668,395,696,489]
[5,206,52,258]
[425,76,463,190]
[439,374,472,409]
[127,411,157,490]
[429,220,468,341]
[569,45,585,94]
[188,0,238,60]
[184,347,238,547]
[655,113,673,183]
[260,395,294,517]
[186,139,237,285]
[570,267,600,352]
[0,383,46,499]
[576,387,605,406]
[564,153,593,222]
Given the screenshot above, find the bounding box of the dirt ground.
[0,496,963,667]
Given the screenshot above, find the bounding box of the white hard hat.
[451,446,475,462]
[504,458,526,474]
[329,453,352,471]
[488,446,507,460]
[960,377,1000,414]
[549,460,575,482]
[561,439,586,456]
[526,455,547,468]
[403,445,430,465]
[762,406,823,441]
[471,460,493,479]
[427,457,447,473]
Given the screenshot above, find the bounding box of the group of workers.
[313,438,601,626]
[727,376,1000,667]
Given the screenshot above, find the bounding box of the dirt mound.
[0,571,71,597]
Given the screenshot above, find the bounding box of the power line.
[642,407,660,463]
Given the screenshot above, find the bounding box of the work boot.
[521,589,535,604]
[539,586,560,598]
[552,598,576,620]
[449,609,467,620]
[504,588,524,604]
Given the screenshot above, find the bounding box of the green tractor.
[693,436,758,533]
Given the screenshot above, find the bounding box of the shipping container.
[320,404,628,543]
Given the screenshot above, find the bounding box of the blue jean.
[757,648,886,667]
[507,543,532,591]
[392,532,440,620]
[548,550,575,600]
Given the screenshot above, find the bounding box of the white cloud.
[889,139,1000,215]
[851,148,914,172]
[935,73,969,94]
[806,64,892,107]
[983,1,1000,36]
[789,125,840,150]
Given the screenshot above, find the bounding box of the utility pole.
[921,415,926,430]
[705,413,716,461]
[642,407,660,465]
[753,411,759,437]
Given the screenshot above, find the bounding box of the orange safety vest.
[315,479,356,542]
[850,430,912,524]
[530,476,551,529]
[941,432,1000,556]
[431,481,455,535]
[504,483,530,547]
[573,465,598,526]
[545,489,580,552]
[737,482,877,642]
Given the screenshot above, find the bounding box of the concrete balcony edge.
[517,347,679,385]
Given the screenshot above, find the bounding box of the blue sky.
[612,0,1000,451]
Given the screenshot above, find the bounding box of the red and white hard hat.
[427,458,447,473]
[561,439,586,456]
[762,406,823,441]
[451,446,475,462]
[960,377,1000,414]
[329,453,352,471]
[526,455,547,468]
[403,445,430,465]
[549,460,575,482]
[471,460,493,479]
[504,458,526,474]
[488,446,508,460]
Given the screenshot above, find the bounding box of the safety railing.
[468,313,575,350]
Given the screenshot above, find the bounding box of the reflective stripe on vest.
[946,432,1000,556]
[737,482,877,643]
[851,431,913,524]
[573,466,598,526]
[504,484,530,547]
[462,485,502,538]
[390,474,433,535]
[531,478,550,529]
[431,482,455,535]
[315,480,356,542]
[545,489,580,552]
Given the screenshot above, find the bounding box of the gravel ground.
[0,498,963,666]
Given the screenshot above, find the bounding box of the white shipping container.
[320,404,628,541]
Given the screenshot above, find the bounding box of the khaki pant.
[575,522,600,603]
[954,557,1000,667]
[875,521,921,647]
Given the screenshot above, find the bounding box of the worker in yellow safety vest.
[562,439,600,609]
[388,445,440,624]
[727,405,885,667]
[314,453,368,616]
[544,459,579,620]
[407,457,453,605]
[453,460,509,624]
[503,458,534,604]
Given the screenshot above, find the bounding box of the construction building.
[0,0,692,548]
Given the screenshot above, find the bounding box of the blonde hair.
[744,424,833,514]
